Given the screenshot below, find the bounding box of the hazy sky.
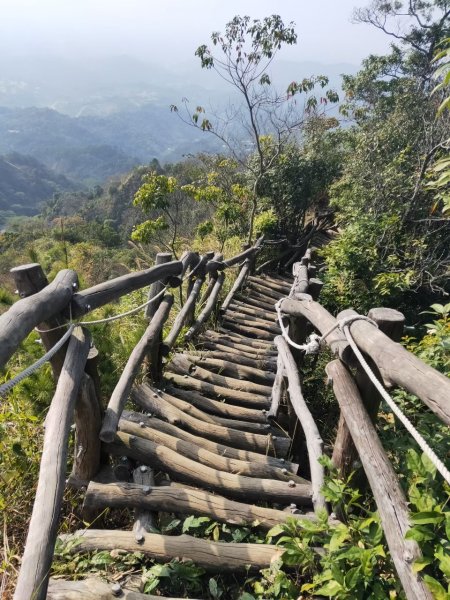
[0,0,392,66]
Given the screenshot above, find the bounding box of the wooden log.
[162,277,204,354]
[59,527,283,571]
[224,311,280,335]
[185,272,225,342]
[291,262,309,296]
[84,481,317,532]
[185,353,276,384]
[157,388,272,434]
[118,419,301,482]
[163,371,271,410]
[206,329,275,350]
[180,250,200,277]
[71,261,182,317]
[106,431,311,504]
[343,310,450,425]
[235,292,275,313]
[0,268,78,370]
[191,341,276,372]
[123,410,298,472]
[333,307,405,478]
[11,263,73,378]
[71,374,102,482]
[198,340,277,364]
[268,355,285,419]
[47,577,193,599]
[145,252,172,319]
[13,327,90,600]
[100,294,174,443]
[279,295,355,366]
[168,353,272,396]
[248,275,290,295]
[326,360,432,600]
[275,335,326,512]
[307,277,324,301]
[132,465,157,537]
[229,302,278,323]
[132,384,287,455]
[220,260,250,313]
[222,236,263,268]
[246,280,283,301]
[205,251,224,278]
[221,320,275,341]
[164,385,269,422]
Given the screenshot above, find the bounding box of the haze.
[1,0,391,65]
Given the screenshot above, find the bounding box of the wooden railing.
[3,228,449,600]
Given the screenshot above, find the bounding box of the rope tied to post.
[276,296,450,486]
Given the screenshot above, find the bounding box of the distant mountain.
[0,152,77,226]
[0,105,222,182]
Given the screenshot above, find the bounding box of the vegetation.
[1,2,450,598]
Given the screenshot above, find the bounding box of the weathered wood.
[47,577,193,599]
[84,481,317,532]
[0,268,78,370]
[291,262,309,295]
[132,385,286,455]
[205,251,224,278]
[100,294,174,443]
[119,419,301,482]
[248,275,290,295]
[224,310,281,335]
[191,341,276,372]
[185,352,276,384]
[198,340,277,364]
[165,385,269,422]
[229,301,277,322]
[14,327,90,600]
[268,355,285,419]
[11,263,72,378]
[246,280,283,302]
[205,329,275,350]
[180,250,200,277]
[71,261,182,317]
[235,292,276,312]
[307,277,324,301]
[185,272,225,342]
[132,465,157,537]
[169,353,272,396]
[221,319,275,341]
[220,260,250,313]
[326,360,432,600]
[145,252,172,319]
[157,388,272,434]
[59,528,283,571]
[71,374,102,482]
[222,236,263,268]
[123,410,298,472]
[163,371,271,410]
[106,431,312,504]
[333,307,405,477]
[275,335,326,512]
[279,295,355,366]
[162,277,204,354]
[344,310,450,425]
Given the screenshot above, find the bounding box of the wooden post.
[2,266,78,374]
[132,465,157,540]
[326,360,432,600]
[14,326,90,600]
[332,307,405,478]
[145,252,172,319]
[70,374,102,483]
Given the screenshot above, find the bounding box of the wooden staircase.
[47,272,317,598]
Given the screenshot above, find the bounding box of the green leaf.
[410,511,444,525]
[412,557,432,573]
[313,580,343,596]
[423,575,448,600]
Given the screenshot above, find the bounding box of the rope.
[342,322,450,486]
[0,324,76,397]
[276,295,450,485]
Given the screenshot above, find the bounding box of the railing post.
[145,252,172,319]
[10,263,78,379]
[332,307,405,479]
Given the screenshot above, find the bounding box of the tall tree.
[172,15,338,242]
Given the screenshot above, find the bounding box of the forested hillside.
[0,2,449,599]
